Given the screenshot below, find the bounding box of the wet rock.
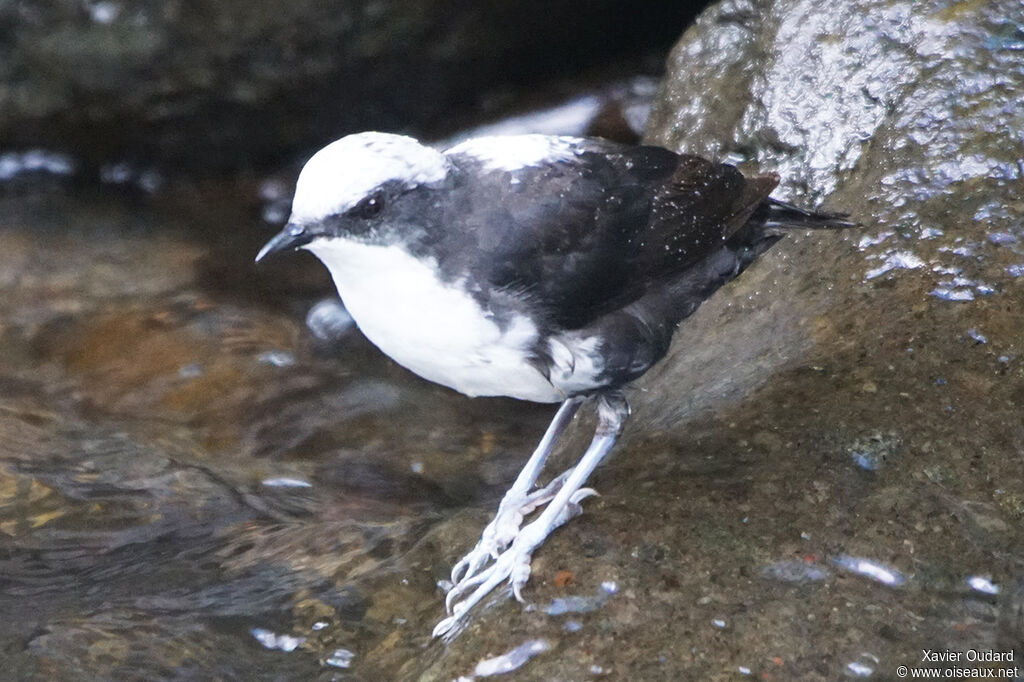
[0,0,701,172]
[437,75,660,148]
[637,0,1024,429]
[425,0,1024,679]
[3,0,1024,678]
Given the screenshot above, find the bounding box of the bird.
[255,132,854,637]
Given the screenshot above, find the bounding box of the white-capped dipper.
[256,132,854,637]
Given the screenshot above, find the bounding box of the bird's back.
[438,139,777,327]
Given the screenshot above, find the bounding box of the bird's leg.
[435,392,628,638]
[450,397,583,583]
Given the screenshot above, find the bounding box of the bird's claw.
[449,510,521,584]
[436,484,601,634]
[555,488,599,526]
[443,533,537,623]
[450,547,489,585]
[447,472,576,586]
[433,601,470,639]
[510,556,531,602]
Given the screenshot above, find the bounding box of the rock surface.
[0,0,697,172]
[422,0,1024,679]
[1,0,1023,680]
[641,0,1024,446]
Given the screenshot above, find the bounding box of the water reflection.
[0,186,554,678]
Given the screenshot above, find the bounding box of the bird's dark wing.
[443,138,777,329]
[636,154,778,279]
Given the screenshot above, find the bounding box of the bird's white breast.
[306,239,564,403]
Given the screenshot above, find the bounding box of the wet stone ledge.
[0,0,701,172]
[423,0,1024,679]
[0,0,1021,679]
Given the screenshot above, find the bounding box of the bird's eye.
[352,194,385,219]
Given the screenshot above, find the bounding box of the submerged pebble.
[99,161,163,193]
[966,328,988,344]
[857,232,894,250]
[966,575,999,595]
[261,477,313,488]
[846,432,901,472]
[832,556,907,587]
[988,232,1017,245]
[929,287,975,302]
[325,648,355,669]
[178,363,204,379]
[0,149,76,181]
[472,639,550,677]
[545,593,608,615]
[256,350,296,367]
[251,628,306,652]
[306,298,356,341]
[845,653,879,678]
[863,250,925,280]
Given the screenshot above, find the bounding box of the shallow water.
[0,184,560,679]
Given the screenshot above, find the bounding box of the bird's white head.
[290,132,451,224]
[256,132,451,262]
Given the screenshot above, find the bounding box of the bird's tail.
[723,197,858,276]
[761,198,858,231]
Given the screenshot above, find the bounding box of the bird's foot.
[434,487,597,638]
[450,470,575,584]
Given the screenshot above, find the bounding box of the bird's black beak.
[255,223,314,263]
